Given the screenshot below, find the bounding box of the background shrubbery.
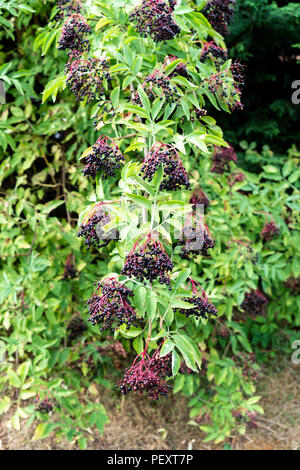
[0,0,299,448]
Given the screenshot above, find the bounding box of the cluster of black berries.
[116,350,172,399]
[62,254,77,280]
[177,280,217,319]
[140,143,190,191]
[58,14,91,52]
[121,235,174,285]
[86,278,139,332]
[200,41,228,63]
[285,277,300,296]
[65,57,111,102]
[203,71,243,111]
[56,0,82,21]
[232,409,258,429]
[231,61,246,88]
[129,0,180,43]
[82,137,124,178]
[178,216,215,258]
[132,72,178,106]
[77,204,117,249]
[210,145,237,174]
[260,221,280,242]
[167,0,177,10]
[66,315,87,343]
[241,289,268,316]
[202,0,236,36]
[189,189,210,210]
[34,395,59,414]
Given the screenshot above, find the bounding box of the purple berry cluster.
[285,277,300,296]
[66,315,87,343]
[200,41,228,63]
[177,279,217,319]
[121,234,174,285]
[58,14,91,53]
[202,0,236,36]
[210,145,237,174]
[140,142,190,191]
[116,349,172,399]
[165,56,189,78]
[241,289,268,316]
[178,214,215,258]
[35,393,59,414]
[132,70,178,106]
[82,136,124,178]
[203,71,243,111]
[56,0,82,21]
[232,353,263,382]
[129,0,180,43]
[62,254,77,280]
[86,278,138,332]
[260,220,280,242]
[189,188,210,210]
[77,203,116,249]
[65,56,111,102]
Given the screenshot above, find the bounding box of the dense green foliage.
[0,0,299,448]
[221,0,300,152]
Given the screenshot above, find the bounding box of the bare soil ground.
[1,362,299,450]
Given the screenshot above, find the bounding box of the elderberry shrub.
[132,71,178,106]
[121,235,174,285]
[202,0,236,36]
[58,14,91,53]
[210,145,237,174]
[77,204,117,249]
[66,315,87,343]
[62,254,77,280]
[241,289,268,316]
[285,277,300,296]
[140,143,190,191]
[116,349,172,399]
[82,137,124,178]
[56,0,82,21]
[200,41,228,64]
[260,221,280,242]
[129,0,180,43]
[65,56,111,103]
[86,278,138,332]
[178,215,215,258]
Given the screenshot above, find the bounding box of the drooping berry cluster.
[177,279,217,319]
[62,254,77,280]
[178,213,215,258]
[132,71,178,106]
[210,145,237,174]
[82,136,124,178]
[189,188,210,210]
[285,277,300,296]
[140,142,190,191]
[58,14,91,52]
[77,203,117,249]
[86,278,138,332]
[121,234,174,285]
[56,0,82,21]
[260,220,280,242]
[231,61,246,89]
[202,0,236,36]
[203,70,243,111]
[200,41,228,63]
[65,56,111,102]
[66,315,87,343]
[241,289,268,316]
[116,348,172,399]
[34,391,59,414]
[195,108,208,120]
[129,0,180,43]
